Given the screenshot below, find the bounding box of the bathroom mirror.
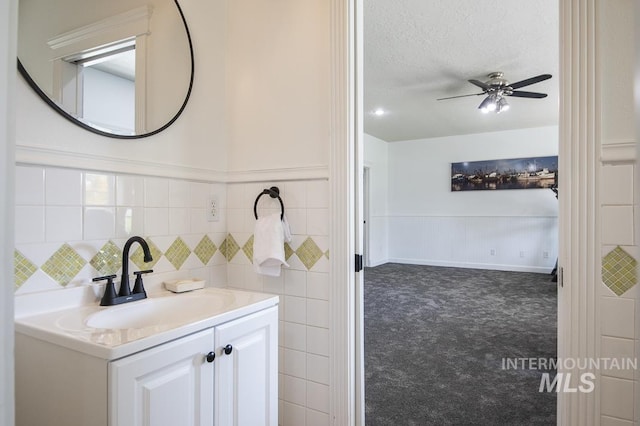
[18,0,194,139]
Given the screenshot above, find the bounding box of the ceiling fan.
[437,72,552,113]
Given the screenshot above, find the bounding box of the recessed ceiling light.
[373,108,386,116]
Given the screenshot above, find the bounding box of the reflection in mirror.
[18,0,194,139]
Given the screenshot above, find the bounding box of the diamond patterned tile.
[41,243,87,286]
[165,237,191,270]
[602,246,637,296]
[242,235,254,263]
[14,250,38,289]
[130,239,162,270]
[223,234,240,262]
[284,242,295,261]
[90,240,122,276]
[296,237,324,270]
[194,235,217,265]
[324,249,330,259]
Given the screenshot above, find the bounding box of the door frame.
[329,0,603,424]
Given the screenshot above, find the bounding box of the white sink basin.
[86,293,234,329]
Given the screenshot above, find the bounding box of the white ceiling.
[364,0,559,142]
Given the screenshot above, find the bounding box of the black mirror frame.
[17,0,194,139]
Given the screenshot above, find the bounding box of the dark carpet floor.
[364,263,557,426]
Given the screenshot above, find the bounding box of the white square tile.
[306,408,329,426]
[263,274,284,294]
[226,264,246,288]
[189,208,209,234]
[601,206,634,245]
[307,209,329,236]
[282,401,306,426]
[600,337,636,379]
[144,208,169,236]
[227,209,245,233]
[45,206,82,242]
[116,207,144,238]
[169,180,190,207]
[284,321,307,351]
[45,168,82,205]
[600,376,634,420]
[283,375,306,406]
[284,296,306,324]
[306,354,329,385]
[283,349,306,379]
[84,173,115,206]
[306,180,328,208]
[284,269,307,297]
[601,297,635,338]
[83,207,116,240]
[143,177,169,207]
[116,175,144,206]
[306,381,329,413]
[15,166,44,205]
[307,272,329,301]
[226,184,247,209]
[15,206,45,243]
[306,299,329,328]
[601,164,634,206]
[283,181,307,208]
[169,208,190,235]
[285,208,307,235]
[306,326,329,356]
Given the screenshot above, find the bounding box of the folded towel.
[254,212,292,277]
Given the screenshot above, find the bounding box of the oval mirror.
[18,0,194,139]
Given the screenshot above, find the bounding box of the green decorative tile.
[242,235,254,263]
[324,250,330,259]
[223,234,240,262]
[90,240,122,276]
[194,235,217,265]
[165,237,192,270]
[130,239,162,270]
[14,250,38,289]
[295,237,324,270]
[284,242,294,261]
[41,243,87,286]
[602,246,637,296]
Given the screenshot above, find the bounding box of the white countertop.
[15,287,279,361]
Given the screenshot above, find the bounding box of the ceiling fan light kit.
[438,71,551,114]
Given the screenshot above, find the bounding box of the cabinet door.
[215,306,278,426]
[109,329,215,426]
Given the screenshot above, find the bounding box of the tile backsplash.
[14,165,228,294]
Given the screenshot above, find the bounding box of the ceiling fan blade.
[509,74,552,90]
[436,93,484,101]
[509,91,548,99]
[468,79,490,90]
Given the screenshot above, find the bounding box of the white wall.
[370,126,559,272]
[225,0,330,173]
[363,133,388,266]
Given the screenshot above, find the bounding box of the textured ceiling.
[364,0,559,142]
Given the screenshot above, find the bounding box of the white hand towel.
[254,212,291,277]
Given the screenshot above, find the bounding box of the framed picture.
[451,156,558,191]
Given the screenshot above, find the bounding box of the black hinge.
[355,254,363,272]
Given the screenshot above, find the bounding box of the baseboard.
[386,258,554,274]
[366,259,388,268]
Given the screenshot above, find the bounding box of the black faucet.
[93,236,154,306]
[120,236,153,297]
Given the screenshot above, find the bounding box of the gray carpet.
[364,263,557,426]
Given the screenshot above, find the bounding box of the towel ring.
[254,186,285,220]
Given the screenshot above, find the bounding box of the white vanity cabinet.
[15,290,278,426]
[110,306,278,426]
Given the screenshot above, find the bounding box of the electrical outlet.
[519,251,525,258]
[490,249,496,256]
[207,196,220,222]
[542,251,549,259]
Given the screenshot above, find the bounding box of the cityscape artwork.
[451,156,558,191]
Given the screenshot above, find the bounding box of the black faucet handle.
[92,274,117,283]
[132,269,153,295]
